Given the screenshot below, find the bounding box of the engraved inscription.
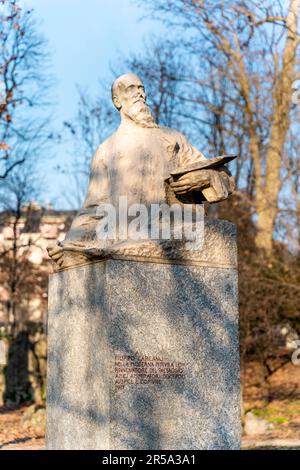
[114,353,185,389]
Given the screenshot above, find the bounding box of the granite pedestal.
[46,219,240,449]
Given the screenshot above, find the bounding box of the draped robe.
[63,120,234,247]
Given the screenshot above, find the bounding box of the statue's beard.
[123,101,157,128]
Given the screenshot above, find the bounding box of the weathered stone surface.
[106,217,237,267]
[46,219,240,450]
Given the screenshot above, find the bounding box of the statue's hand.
[47,241,65,267]
[170,169,211,195]
[47,240,92,270]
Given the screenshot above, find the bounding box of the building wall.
[0,207,75,324]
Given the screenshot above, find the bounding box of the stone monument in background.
[46,73,240,449]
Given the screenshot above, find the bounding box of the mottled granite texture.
[46,219,240,450]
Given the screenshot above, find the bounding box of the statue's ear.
[113,96,121,110]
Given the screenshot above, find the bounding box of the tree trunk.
[255,0,300,253]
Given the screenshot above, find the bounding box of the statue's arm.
[47,145,109,267]
[173,133,235,203]
[177,132,207,166]
[64,145,109,243]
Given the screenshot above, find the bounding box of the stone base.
[46,220,240,449]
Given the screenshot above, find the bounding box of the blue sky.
[19,0,164,209]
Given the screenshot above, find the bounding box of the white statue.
[48,73,235,269]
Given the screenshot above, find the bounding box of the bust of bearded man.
[48,73,235,269]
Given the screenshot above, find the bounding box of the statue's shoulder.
[99,132,117,150]
[94,132,117,160]
[158,126,187,143]
[159,125,179,136]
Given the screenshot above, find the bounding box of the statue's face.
[115,75,146,111]
[113,73,156,128]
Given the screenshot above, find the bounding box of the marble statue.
[48,73,235,269]
[46,74,241,450]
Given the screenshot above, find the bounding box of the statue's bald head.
[111,73,145,110]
